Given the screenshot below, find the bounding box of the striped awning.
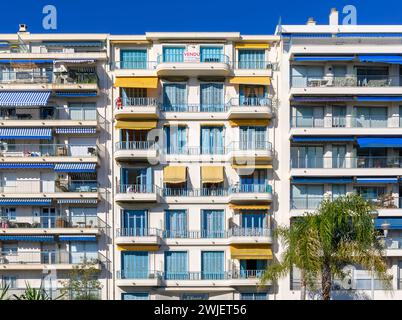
[55,128,97,134]
[229,204,270,211]
[59,235,97,242]
[54,163,97,172]
[0,128,52,139]
[55,92,98,97]
[43,42,103,47]
[230,244,273,260]
[57,199,98,204]
[0,235,54,242]
[355,177,398,184]
[54,59,95,64]
[0,198,52,206]
[0,163,54,169]
[0,91,51,106]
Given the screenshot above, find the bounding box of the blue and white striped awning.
[57,199,98,204]
[0,163,54,169]
[54,59,95,64]
[355,177,398,184]
[54,163,96,172]
[55,128,97,134]
[0,128,52,139]
[0,198,52,206]
[59,235,97,242]
[55,92,97,97]
[0,91,51,106]
[0,235,54,242]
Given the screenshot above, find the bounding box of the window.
[291,184,324,209]
[201,251,224,280]
[201,210,225,238]
[121,167,153,192]
[200,126,224,155]
[165,210,187,238]
[164,126,187,154]
[354,107,387,128]
[356,67,389,85]
[332,145,346,168]
[70,207,97,228]
[40,207,56,228]
[164,251,188,280]
[121,210,148,236]
[291,65,324,87]
[292,106,324,128]
[70,242,98,264]
[332,184,346,200]
[200,47,223,62]
[238,49,266,69]
[241,212,267,229]
[120,49,147,69]
[121,88,147,106]
[239,85,267,106]
[181,293,208,300]
[200,83,224,112]
[291,146,324,169]
[241,292,268,300]
[1,276,17,289]
[1,207,16,221]
[239,126,267,150]
[239,169,268,192]
[332,106,346,127]
[69,103,97,121]
[162,83,187,111]
[162,47,185,63]
[122,293,149,300]
[121,251,149,279]
[240,260,267,278]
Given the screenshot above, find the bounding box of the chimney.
[307,17,316,26]
[18,24,28,33]
[329,8,339,26]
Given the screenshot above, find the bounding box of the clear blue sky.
[1,0,402,34]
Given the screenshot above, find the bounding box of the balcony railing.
[0,215,103,229]
[381,237,402,249]
[115,141,156,151]
[116,227,162,237]
[0,70,98,85]
[117,270,161,280]
[291,196,324,210]
[291,156,402,169]
[291,278,390,291]
[112,61,157,70]
[157,54,230,65]
[0,250,100,265]
[228,141,272,152]
[0,144,98,158]
[290,115,399,128]
[230,184,273,193]
[117,184,156,194]
[119,97,159,107]
[291,75,400,88]
[162,228,271,239]
[0,180,98,194]
[56,180,99,193]
[228,97,272,107]
[163,188,228,197]
[234,61,272,70]
[4,288,102,300]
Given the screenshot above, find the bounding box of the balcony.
[0,250,102,270]
[115,184,158,203]
[229,184,273,204]
[114,141,158,162]
[114,97,159,120]
[228,227,272,244]
[0,215,104,235]
[0,106,101,127]
[162,188,228,204]
[156,54,231,76]
[381,237,402,256]
[0,144,98,163]
[227,98,273,119]
[116,270,161,287]
[291,196,323,211]
[228,141,273,163]
[115,228,162,245]
[290,74,402,95]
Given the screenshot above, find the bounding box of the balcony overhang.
[229,192,273,204]
[115,192,158,203]
[156,62,231,77]
[114,106,159,120]
[114,149,158,162]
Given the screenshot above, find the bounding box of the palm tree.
[0,284,9,300]
[262,193,391,300]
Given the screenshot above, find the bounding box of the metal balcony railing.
[230,184,273,193]
[157,54,230,65]
[227,97,272,108]
[290,156,402,169]
[115,141,156,151]
[163,188,228,197]
[119,97,159,108]
[117,184,156,194]
[291,75,401,88]
[112,61,157,70]
[228,141,272,152]
[116,227,162,237]
[290,115,400,128]
[0,70,98,85]
[117,270,161,280]
[291,196,324,210]
[56,180,99,193]
[0,144,98,158]
[0,215,103,229]
[0,180,98,194]
[234,61,272,70]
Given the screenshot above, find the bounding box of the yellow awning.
[232,165,273,169]
[164,166,187,184]
[229,119,270,127]
[117,245,160,251]
[200,123,225,127]
[115,120,157,130]
[229,77,271,86]
[114,77,158,88]
[201,166,224,184]
[230,244,273,260]
[229,205,270,211]
[235,43,270,49]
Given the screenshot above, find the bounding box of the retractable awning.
[0,198,52,206]
[358,55,402,64]
[357,137,402,148]
[355,177,398,184]
[114,77,158,89]
[54,163,96,172]
[292,177,354,184]
[230,244,273,260]
[291,96,354,102]
[54,59,95,64]
[201,166,224,184]
[43,42,103,47]
[55,92,97,97]
[0,128,52,139]
[115,120,157,130]
[375,218,402,230]
[0,59,54,64]
[292,136,355,142]
[59,235,97,242]
[293,55,355,61]
[0,91,51,106]
[235,43,270,49]
[163,166,187,184]
[229,119,270,127]
[355,96,402,102]
[117,245,160,251]
[57,199,98,204]
[229,77,271,86]
[232,165,273,169]
[229,204,270,211]
[0,163,54,169]
[0,235,54,242]
[55,128,97,134]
